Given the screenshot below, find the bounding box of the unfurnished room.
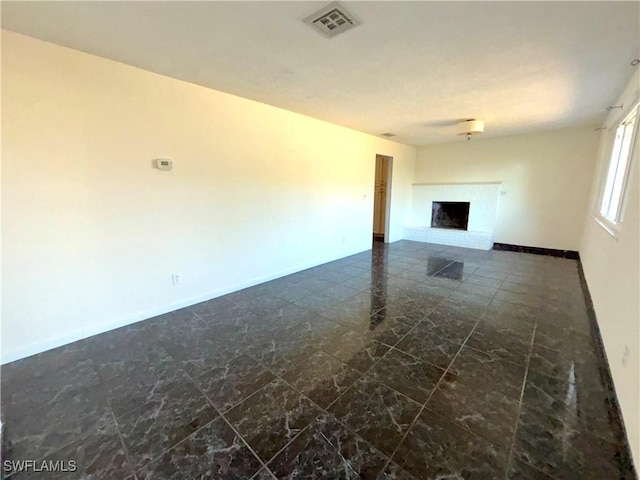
[0,1,639,479]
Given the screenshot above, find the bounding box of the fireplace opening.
[431,201,470,230]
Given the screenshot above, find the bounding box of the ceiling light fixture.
[456,119,484,141]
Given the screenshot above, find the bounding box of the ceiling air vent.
[380,133,396,138]
[304,2,362,39]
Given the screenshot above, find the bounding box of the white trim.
[1,246,370,364]
[592,215,620,240]
[596,101,639,226]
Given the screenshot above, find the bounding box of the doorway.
[373,154,392,243]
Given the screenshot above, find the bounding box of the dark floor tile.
[105,368,191,418]
[521,370,614,441]
[447,346,526,401]
[252,468,277,479]
[2,242,629,480]
[4,390,112,462]
[473,311,536,343]
[427,377,520,449]
[245,324,321,375]
[322,292,385,330]
[266,413,388,479]
[289,292,339,313]
[456,281,498,298]
[528,341,599,381]
[513,404,632,480]
[505,458,555,480]
[296,277,337,294]
[1,358,101,423]
[9,426,134,480]
[93,342,182,391]
[394,333,461,370]
[225,379,321,462]
[195,355,276,412]
[321,330,390,372]
[244,295,293,317]
[465,329,531,366]
[533,321,593,352]
[485,299,538,324]
[500,280,545,296]
[357,310,414,347]
[368,349,444,404]
[447,289,493,309]
[420,278,460,296]
[0,340,93,389]
[329,376,421,457]
[321,284,361,301]
[138,417,263,480]
[411,314,476,345]
[274,284,315,303]
[473,268,508,281]
[428,300,484,326]
[188,296,241,318]
[493,289,544,308]
[340,275,378,292]
[85,317,170,357]
[392,408,508,480]
[163,334,242,379]
[464,275,503,289]
[195,312,267,349]
[118,381,217,470]
[283,351,361,408]
[381,299,435,327]
[256,304,321,335]
[377,462,420,479]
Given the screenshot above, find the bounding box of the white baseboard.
[1,246,370,365]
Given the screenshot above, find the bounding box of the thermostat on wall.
[153,158,173,171]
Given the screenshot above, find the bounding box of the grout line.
[223,331,429,473]
[379,268,505,474]
[503,320,537,479]
[108,406,139,480]
[182,370,275,478]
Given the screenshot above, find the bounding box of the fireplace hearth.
[431,201,470,230]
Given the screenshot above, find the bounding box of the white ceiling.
[2,1,639,145]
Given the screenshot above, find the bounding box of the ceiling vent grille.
[380,133,396,138]
[304,2,362,39]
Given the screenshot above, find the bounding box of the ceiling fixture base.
[456,119,484,140]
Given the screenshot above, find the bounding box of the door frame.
[373,154,393,243]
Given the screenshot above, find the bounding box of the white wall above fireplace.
[405,182,501,249]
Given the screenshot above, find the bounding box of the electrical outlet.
[172,273,182,285]
[622,345,630,367]
[499,190,507,197]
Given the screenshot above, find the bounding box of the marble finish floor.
[1,241,636,479]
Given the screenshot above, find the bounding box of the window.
[599,104,638,225]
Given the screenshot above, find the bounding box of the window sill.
[592,215,620,240]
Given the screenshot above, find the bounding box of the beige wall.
[415,128,599,250]
[0,31,416,363]
[580,69,640,465]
